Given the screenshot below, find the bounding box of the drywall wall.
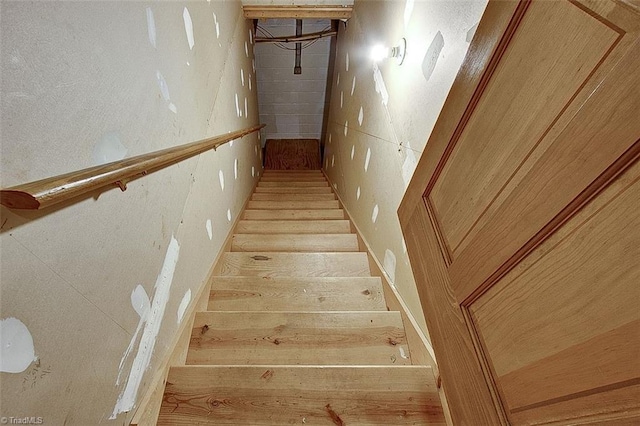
[323,0,487,342]
[255,19,331,141]
[0,1,261,424]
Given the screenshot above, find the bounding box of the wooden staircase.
[157,170,444,425]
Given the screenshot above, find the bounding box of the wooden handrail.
[1,124,265,210]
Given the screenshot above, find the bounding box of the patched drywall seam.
[111,235,180,419]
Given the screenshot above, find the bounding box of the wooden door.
[398,0,640,424]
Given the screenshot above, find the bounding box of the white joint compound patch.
[383,249,397,284]
[156,71,170,101]
[252,166,255,177]
[235,93,240,117]
[168,103,177,114]
[227,209,232,222]
[177,289,191,324]
[364,148,371,172]
[351,76,356,96]
[245,41,249,57]
[401,149,418,188]
[356,186,361,200]
[0,317,37,373]
[422,31,445,82]
[249,75,252,91]
[466,22,479,43]
[93,132,127,165]
[234,158,239,180]
[331,155,335,167]
[213,12,220,39]
[345,52,349,71]
[358,107,364,126]
[344,121,348,137]
[112,236,180,419]
[249,28,253,44]
[404,0,415,28]
[399,346,409,359]
[336,72,340,86]
[218,170,225,191]
[241,69,245,86]
[372,204,379,223]
[340,91,344,108]
[373,64,389,106]
[206,219,213,240]
[350,145,355,160]
[244,97,248,118]
[146,7,156,49]
[183,7,195,50]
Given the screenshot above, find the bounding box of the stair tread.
[243,209,345,220]
[231,234,359,252]
[262,172,324,177]
[254,186,333,193]
[251,193,336,201]
[158,366,444,425]
[236,220,351,234]
[187,311,410,366]
[219,252,371,277]
[209,277,386,311]
[260,176,327,182]
[258,181,329,187]
[247,200,340,210]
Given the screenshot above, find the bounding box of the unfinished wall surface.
[255,19,331,141]
[0,1,261,424]
[323,0,487,344]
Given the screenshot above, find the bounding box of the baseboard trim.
[130,176,260,426]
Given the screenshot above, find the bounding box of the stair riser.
[220,252,371,277]
[187,312,410,366]
[260,176,327,182]
[251,193,336,201]
[208,277,386,311]
[231,234,359,252]
[243,210,345,220]
[235,220,351,234]
[258,181,329,187]
[254,187,333,194]
[247,200,340,210]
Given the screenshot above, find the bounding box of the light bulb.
[370,44,388,62]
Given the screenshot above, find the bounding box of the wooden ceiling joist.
[243,5,353,20]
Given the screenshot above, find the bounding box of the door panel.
[429,0,620,260]
[399,0,640,423]
[470,161,640,420]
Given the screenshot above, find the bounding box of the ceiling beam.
[243,5,352,20]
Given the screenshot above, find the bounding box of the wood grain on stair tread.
[258,181,329,187]
[231,234,359,252]
[236,220,351,234]
[208,277,386,311]
[255,186,333,194]
[262,171,324,176]
[187,311,410,365]
[219,252,371,277]
[243,209,345,220]
[247,200,340,210]
[260,176,327,182]
[158,366,444,425]
[251,193,336,201]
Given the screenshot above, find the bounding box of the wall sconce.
[370,38,406,65]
